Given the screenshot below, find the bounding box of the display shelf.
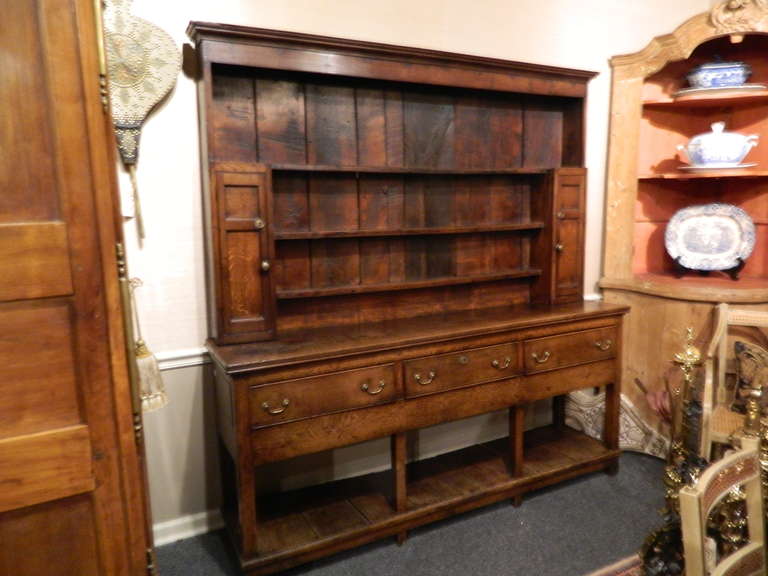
[272,163,551,176]
[638,169,768,180]
[208,301,623,372]
[643,89,768,109]
[276,269,543,299]
[242,427,617,574]
[253,466,396,557]
[600,274,768,303]
[274,222,545,240]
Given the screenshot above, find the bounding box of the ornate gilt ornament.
[711,0,768,34]
[103,0,181,241]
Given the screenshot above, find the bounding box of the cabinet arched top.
[611,0,768,80]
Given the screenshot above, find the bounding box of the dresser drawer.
[523,326,617,374]
[404,342,519,398]
[249,364,397,428]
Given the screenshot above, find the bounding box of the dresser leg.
[509,405,525,477]
[604,379,620,477]
[552,395,566,432]
[391,433,408,544]
[510,405,526,506]
[603,382,620,452]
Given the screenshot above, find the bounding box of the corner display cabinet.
[601,0,768,437]
[189,23,627,574]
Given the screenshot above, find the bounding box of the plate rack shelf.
[608,33,768,291]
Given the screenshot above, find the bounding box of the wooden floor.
[245,427,618,573]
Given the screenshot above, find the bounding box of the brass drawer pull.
[531,351,551,364]
[361,380,387,395]
[414,371,436,386]
[595,339,613,352]
[554,243,564,253]
[491,357,512,370]
[457,355,469,365]
[254,217,265,230]
[261,398,290,415]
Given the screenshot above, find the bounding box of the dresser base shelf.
[229,427,619,576]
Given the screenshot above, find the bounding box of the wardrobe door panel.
[0,0,151,574]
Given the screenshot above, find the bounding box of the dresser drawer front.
[249,364,397,428]
[523,326,617,374]
[404,342,519,398]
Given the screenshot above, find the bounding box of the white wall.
[128,0,710,543]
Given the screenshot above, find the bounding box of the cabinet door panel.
[0,495,100,576]
[553,168,585,302]
[555,219,582,298]
[0,0,150,574]
[212,166,276,343]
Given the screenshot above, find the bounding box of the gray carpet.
[157,453,664,576]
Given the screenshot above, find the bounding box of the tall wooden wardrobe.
[0,0,152,574]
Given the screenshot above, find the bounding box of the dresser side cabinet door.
[211,165,277,343]
[553,168,586,303]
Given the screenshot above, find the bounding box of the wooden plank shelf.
[274,222,546,240]
[643,89,768,109]
[244,427,617,574]
[276,269,543,299]
[272,163,551,176]
[638,169,768,180]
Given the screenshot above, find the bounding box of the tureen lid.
[689,60,749,71]
[691,121,733,139]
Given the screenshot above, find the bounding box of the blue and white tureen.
[677,122,758,168]
[687,61,751,89]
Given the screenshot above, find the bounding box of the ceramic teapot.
[677,122,758,167]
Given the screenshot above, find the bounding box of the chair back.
[699,303,768,459]
[679,447,765,576]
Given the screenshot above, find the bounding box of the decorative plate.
[665,203,755,271]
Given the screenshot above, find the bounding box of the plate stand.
[673,257,745,280]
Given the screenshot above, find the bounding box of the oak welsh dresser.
[188,22,628,575]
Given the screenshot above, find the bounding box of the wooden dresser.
[188,23,628,575]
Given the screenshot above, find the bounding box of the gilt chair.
[699,303,768,460]
[679,446,765,576]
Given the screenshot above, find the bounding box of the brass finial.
[743,395,762,437]
[674,327,702,369]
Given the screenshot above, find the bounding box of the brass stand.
[641,329,707,575]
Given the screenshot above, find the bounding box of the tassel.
[129,278,168,413]
[136,338,168,412]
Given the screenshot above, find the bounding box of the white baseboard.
[155,347,210,371]
[153,509,224,547]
